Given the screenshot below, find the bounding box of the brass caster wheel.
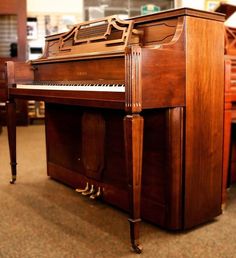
[131,244,142,254]
[10,176,16,184]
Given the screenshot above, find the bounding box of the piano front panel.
[33,57,125,82]
[7,57,126,109]
[45,103,183,229]
[141,47,185,109]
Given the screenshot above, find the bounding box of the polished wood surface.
[81,111,105,181]
[40,16,135,60]
[184,16,224,226]
[44,105,184,229]
[4,8,225,252]
[124,114,143,253]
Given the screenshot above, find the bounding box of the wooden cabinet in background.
[215,3,236,204]
[0,0,28,125]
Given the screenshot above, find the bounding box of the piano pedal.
[82,184,95,196]
[75,182,89,193]
[90,187,101,200]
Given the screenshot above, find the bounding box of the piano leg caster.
[9,162,17,184]
[75,182,89,193]
[10,175,16,184]
[90,187,101,200]
[131,243,142,254]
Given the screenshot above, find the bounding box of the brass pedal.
[75,182,89,193]
[82,184,95,196]
[90,187,101,200]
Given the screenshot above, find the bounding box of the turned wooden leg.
[6,100,17,184]
[124,114,143,253]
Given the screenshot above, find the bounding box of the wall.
[175,0,236,10]
[175,0,205,9]
[227,0,236,4]
[26,0,84,59]
[27,0,83,17]
[180,0,205,9]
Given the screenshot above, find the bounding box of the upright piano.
[5,8,224,252]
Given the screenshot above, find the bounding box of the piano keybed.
[16,82,125,92]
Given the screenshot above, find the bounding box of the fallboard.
[33,56,125,82]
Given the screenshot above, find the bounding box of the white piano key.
[16,83,125,92]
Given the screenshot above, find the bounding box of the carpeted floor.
[0,125,236,258]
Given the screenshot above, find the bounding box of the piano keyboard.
[16,83,125,92]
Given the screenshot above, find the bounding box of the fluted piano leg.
[6,100,17,184]
[124,114,143,253]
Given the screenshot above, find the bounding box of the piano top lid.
[129,7,225,24]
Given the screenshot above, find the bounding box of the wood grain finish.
[45,105,184,229]
[141,47,185,108]
[6,100,16,183]
[124,114,143,252]
[81,111,105,181]
[184,17,224,227]
[165,108,183,229]
[6,61,34,85]
[43,16,134,59]
[137,18,178,46]
[125,46,142,113]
